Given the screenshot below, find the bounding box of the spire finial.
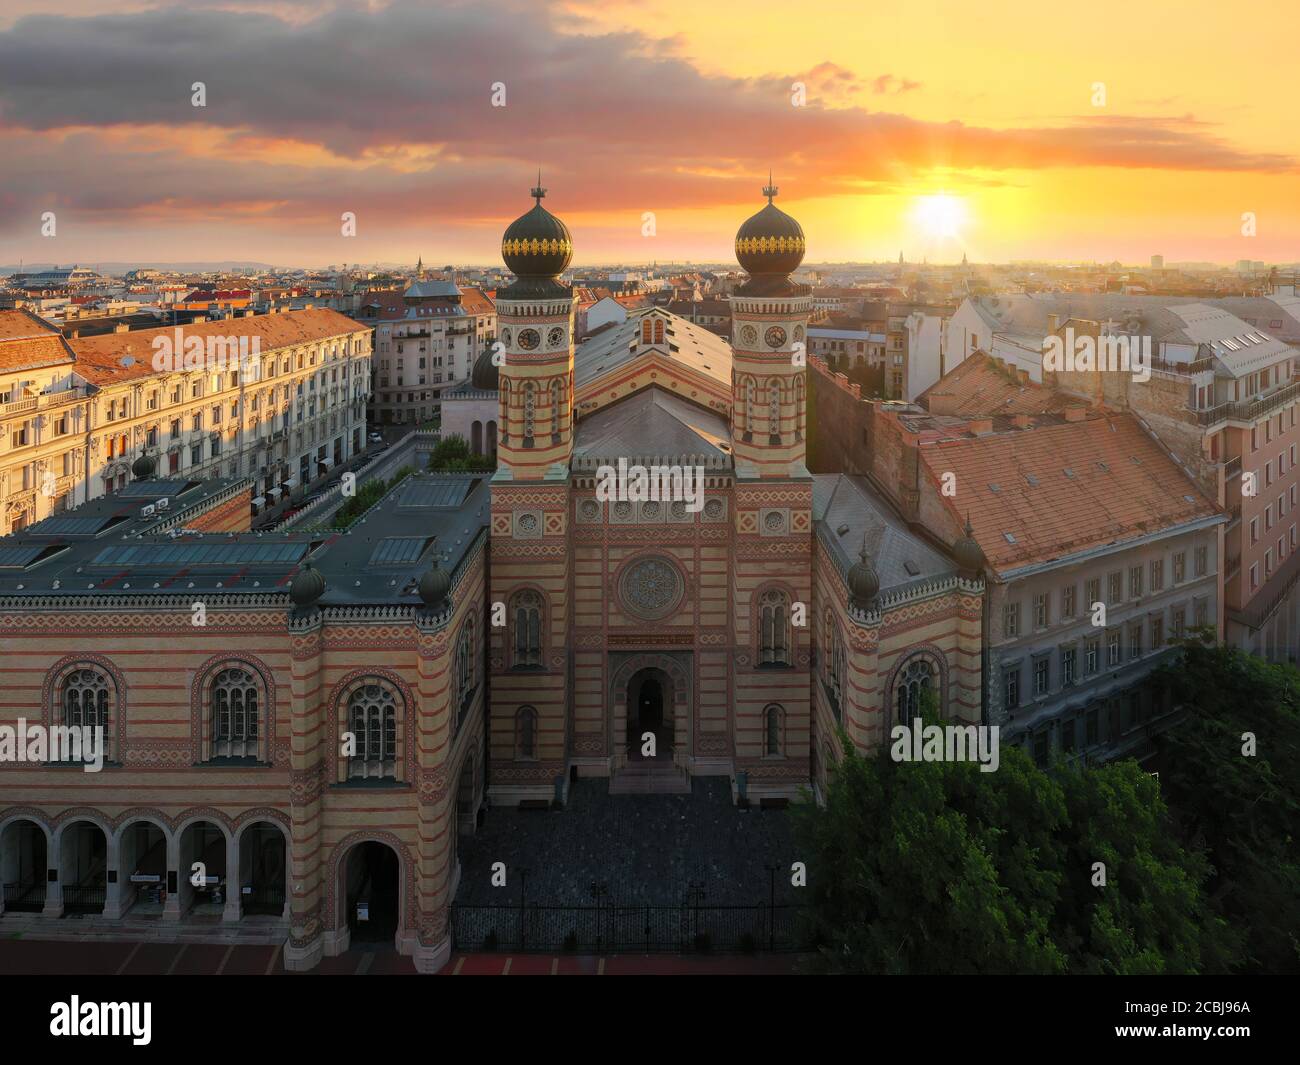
[859,530,869,564]
[964,510,974,537]
[531,168,546,203]
[762,170,777,204]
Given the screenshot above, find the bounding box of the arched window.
[758,589,791,666]
[550,378,565,439]
[212,667,259,759]
[511,590,543,668]
[768,377,782,441]
[795,374,806,440]
[744,377,756,435]
[499,379,510,445]
[894,657,935,724]
[522,382,536,444]
[822,609,845,711]
[516,706,537,759]
[455,615,476,715]
[347,682,399,780]
[764,704,783,756]
[641,319,653,345]
[62,668,109,731]
[653,318,664,344]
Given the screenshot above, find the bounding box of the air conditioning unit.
[155,497,170,510]
[140,503,156,518]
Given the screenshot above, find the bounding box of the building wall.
[0,539,487,973]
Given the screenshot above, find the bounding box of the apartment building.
[358,280,496,425]
[0,308,372,532]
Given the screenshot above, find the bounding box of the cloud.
[0,0,1292,252]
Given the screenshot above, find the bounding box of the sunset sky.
[0,0,1296,268]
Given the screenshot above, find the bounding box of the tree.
[794,690,1236,973]
[1152,633,1300,973]
[428,433,494,472]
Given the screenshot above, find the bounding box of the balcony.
[1190,380,1300,427]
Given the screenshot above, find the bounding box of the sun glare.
[913,193,967,240]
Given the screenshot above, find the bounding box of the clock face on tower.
[500,328,511,346]
[517,328,541,351]
[765,325,787,349]
[740,324,758,346]
[547,326,565,348]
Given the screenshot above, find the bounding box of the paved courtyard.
[456,778,802,907]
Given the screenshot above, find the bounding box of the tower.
[730,179,810,478]
[728,179,813,798]
[486,179,576,804]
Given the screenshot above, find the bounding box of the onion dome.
[417,564,452,611]
[470,346,499,390]
[735,178,806,278]
[847,543,880,609]
[952,515,984,576]
[289,560,327,609]
[500,176,573,298]
[131,450,157,480]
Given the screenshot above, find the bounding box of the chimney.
[968,418,993,435]
[114,322,130,333]
[1064,406,1088,422]
[1046,312,1059,334]
[1011,414,1033,429]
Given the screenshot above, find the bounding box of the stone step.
[608,761,692,795]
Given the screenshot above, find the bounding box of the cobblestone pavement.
[456,778,801,907]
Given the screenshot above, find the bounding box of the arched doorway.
[1,820,48,913]
[471,421,483,455]
[626,667,673,760]
[178,820,228,916]
[239,822,287,918]
[60,820,108,915]
[118,820,168,915]
[344,841,400,946]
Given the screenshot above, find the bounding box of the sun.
[912,193,967,240]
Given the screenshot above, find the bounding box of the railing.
[2,880,47,912]
[452,901,807,953]
[1190,380,1300,427]
[62,881,107,914]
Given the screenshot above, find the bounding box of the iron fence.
[61,881,107,914]
[3,880,47,912]
[452,901,806,953]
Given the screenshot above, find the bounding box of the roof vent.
[1003,531,1017,544]
[988,483,1001,493]
[1025,474,1039,486]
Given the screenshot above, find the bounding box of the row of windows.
[1018,686,1173,766]
[1003,546,1208,637]
[1248,405,1297,452]
[1249,524,1298,590]
[1002,600,1205,708]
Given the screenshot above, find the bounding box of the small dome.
[131,451,157,480]
[470,346,499,390]
[953,516,984,576]
[735,180,806,277]
[418,565,452,610]
[502,181,573,280]
[847,547,880,608]
[289,560,326,609]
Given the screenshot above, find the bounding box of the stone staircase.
[608,758,692,795]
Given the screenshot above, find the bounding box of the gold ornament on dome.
[502,237,573,256]
[735,235,805,255]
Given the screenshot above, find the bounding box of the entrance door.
[346,841,399,944]
[627,671,671,759]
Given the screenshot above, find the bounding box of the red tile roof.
[0,309,75,372]
[67,309,365,385]
[919,413,1220,573]
[917,350,1079,419]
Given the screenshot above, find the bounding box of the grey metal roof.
[574,309,732,391]
[572,387,731,463]
[397,478,478,509]
[812,473,956,593]
[368,536,434,567]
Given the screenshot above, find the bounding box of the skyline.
[1,0,1296,267]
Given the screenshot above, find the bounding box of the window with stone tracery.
[523,382,536,444]
[764,704,784,756]
[347,682,399,780]
[549,377,565,439]
[213,667,259,759]
[758,588,791,666]
[511,590,543,668]
[516,705,537,759]
[893,656,935,724]
[768,377,782,441]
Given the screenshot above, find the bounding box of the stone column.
[42,868,63,918]
[162,833,182,921]
[102,834,124,919]
[222,833,242,923]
